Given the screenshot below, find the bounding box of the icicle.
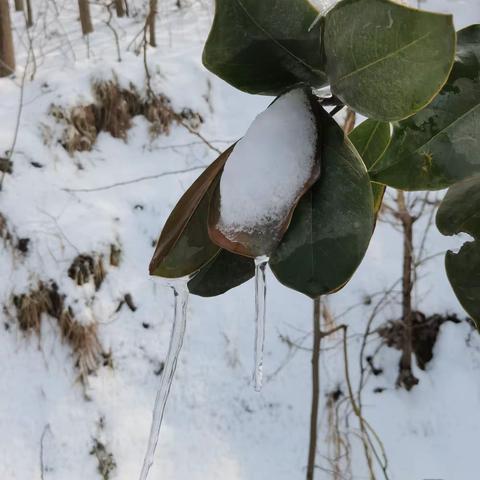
[253,255,268,392]
[139,279,189,480]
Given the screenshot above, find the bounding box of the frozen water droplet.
[253,256,268,392]
[139,278,189,480]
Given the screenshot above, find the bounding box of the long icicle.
[253,256,268,392]
[139,281,189,480]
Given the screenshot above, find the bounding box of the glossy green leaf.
[188,250,255,297]
[149,146,234,278]
[324,0,455,121]
[270,107,374,298]
[208,89,322,258]
[436,174,480,238]
[436,174,480,328]
[202,0,327,95]
[445,242,480,329]
[348,120,391,171]
[372,25,480,190]
[349,119,391,213]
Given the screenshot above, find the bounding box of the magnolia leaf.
[149,146,234,278]
[436,174,480,238]
[324,0,455,121]
[349,119,391,213]
[445,242,480,329]
[348,120,391,171]
[202,0,327,95]
[436,174,480,328]
[372,25,480,190]
[209,89,322,258]
[188,250,255,297]
[270,107,374,298]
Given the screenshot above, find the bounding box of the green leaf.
[324,0,455,121]
[149,146,234,278]
[188,250,255,297]
[436,174,480,238]
[349,119,390,213]
[270,107,374,298]
[372,25,480,190]
[348,120,391,171]
[436,174,480,328]
[202,0,327,95]
[445,242,480,329]
[208,89,322,258]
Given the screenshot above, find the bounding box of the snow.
[0,1,480,480]
[218,89,317,248]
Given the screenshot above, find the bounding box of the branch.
[306,297,322,480]
[62,164,208,193]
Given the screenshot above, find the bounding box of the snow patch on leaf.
[217,89,318,243]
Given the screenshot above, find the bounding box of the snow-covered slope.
[1,1,480,480]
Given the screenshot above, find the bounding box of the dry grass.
[0,213,14,247]
[378,312,462,370]
[0,212,30,256]
[68,253,106,291]
[58,307,103,381]
[12,281,104,384]
[109,244,121,267]
[90,438,117,480]
[50,80,203,153]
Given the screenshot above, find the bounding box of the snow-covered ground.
[1,1,480,479]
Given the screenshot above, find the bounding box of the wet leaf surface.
[373,25,480,190]
[349,119,390,214]
[188,250,255,297]
[149,146,234,278]
[270,107,374,298]
[445,242,480,330]
[324,0,455,121]
[203,0,327,95]
[437,173,480,328]
[436,174,480,238]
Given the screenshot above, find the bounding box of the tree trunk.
[114,0,125,17]
[78,0,93,35]
[14,0,23,11]
[25,0,33,28]
[396,190,419,390]
[306,297,322,480]
[0,0,15,77]
[148,0,157,47]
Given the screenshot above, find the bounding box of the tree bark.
[306,297,322,480]
[0,0,15,77]
[14,0,23,11]
[148,0,157,47]
[78,0,93,35]
[114,0,125,17]
[25,0,33,28]
[396,190,419,390]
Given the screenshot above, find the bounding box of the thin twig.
[175,117,222,154]
[62,164,208,192]
[306,297,322,480]
[0,42,31,191]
